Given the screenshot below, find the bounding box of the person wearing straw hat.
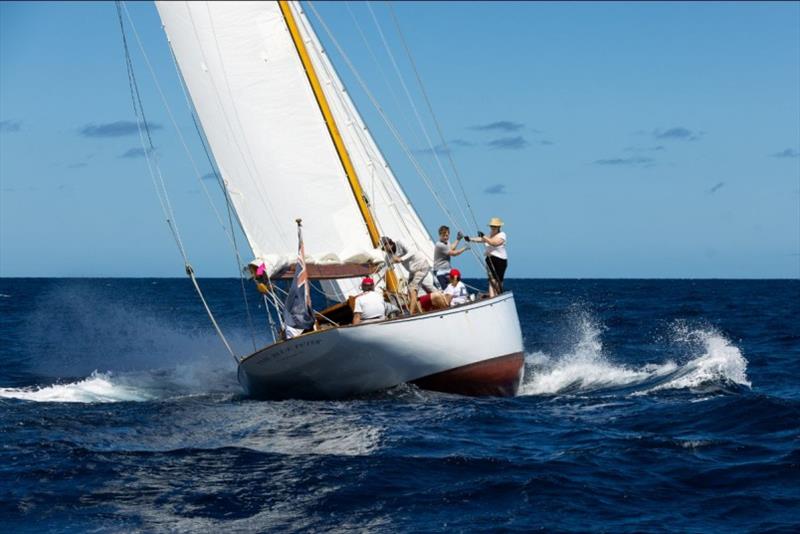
[466,217,507,297]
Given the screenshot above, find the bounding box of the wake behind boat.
[124,0,527,399]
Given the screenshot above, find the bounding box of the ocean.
[1,278,798,532]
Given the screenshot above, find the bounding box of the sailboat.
[152,1,524,399]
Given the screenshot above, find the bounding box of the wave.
[0,360,240,404]
[520,313,750,397]
[0,371,155,403]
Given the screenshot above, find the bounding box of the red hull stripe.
[411,352,525,397]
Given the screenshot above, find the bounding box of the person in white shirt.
[466,217,507,297]
[442,268,469,306]
[352,277,386,325]
[380,236,434,315]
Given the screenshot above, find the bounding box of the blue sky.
[1,1,798,278]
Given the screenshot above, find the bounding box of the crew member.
[442,268,469,306]
[466,217,507,297]
[247,259,270,295]
[433,225,467,289]
[352,277,386,325]
[381,236,435,314]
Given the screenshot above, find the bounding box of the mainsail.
[156,1,434,296]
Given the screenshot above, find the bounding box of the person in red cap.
[352,276,386,325]
[442,268,469,307]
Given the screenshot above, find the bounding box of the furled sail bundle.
[156,1,433,297]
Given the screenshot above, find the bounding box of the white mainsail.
[156,1,434,295]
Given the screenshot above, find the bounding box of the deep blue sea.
[1,278,798,532]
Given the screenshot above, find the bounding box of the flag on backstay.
[283,221,315,332]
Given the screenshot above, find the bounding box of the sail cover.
[156,1,433,294]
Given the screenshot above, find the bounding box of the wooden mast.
[278,1,399,293]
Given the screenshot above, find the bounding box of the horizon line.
[1,276,798,281]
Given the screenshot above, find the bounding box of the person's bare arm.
[352,313,362,325]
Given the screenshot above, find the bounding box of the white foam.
[522,355,677,396]
[0,371,155,403]
[520,313,750,397]
[647,331,751,392]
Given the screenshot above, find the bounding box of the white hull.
[238,293,524,399]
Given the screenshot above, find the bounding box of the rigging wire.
[344,1,418,152]
[117,3,184,261]
[120,4,236,250]
[365,2,472,233]
[385,2,489,271]
[306,1,487,274]
[386,2,482,234]
[116,1,237,362]
[304,2,462,237]
[166,42,259,353]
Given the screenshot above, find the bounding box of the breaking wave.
[0,371,154,403]
[0,362,239,404]
[520,313,750,396]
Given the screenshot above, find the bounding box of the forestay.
[156,1,434,297]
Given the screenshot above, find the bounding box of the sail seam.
[185,2,291,253]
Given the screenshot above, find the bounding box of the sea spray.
[20,283,243,378]
[647,327,751,392]
[520,311,750,396]
[0,371,154,403]
[520,311,670,395]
